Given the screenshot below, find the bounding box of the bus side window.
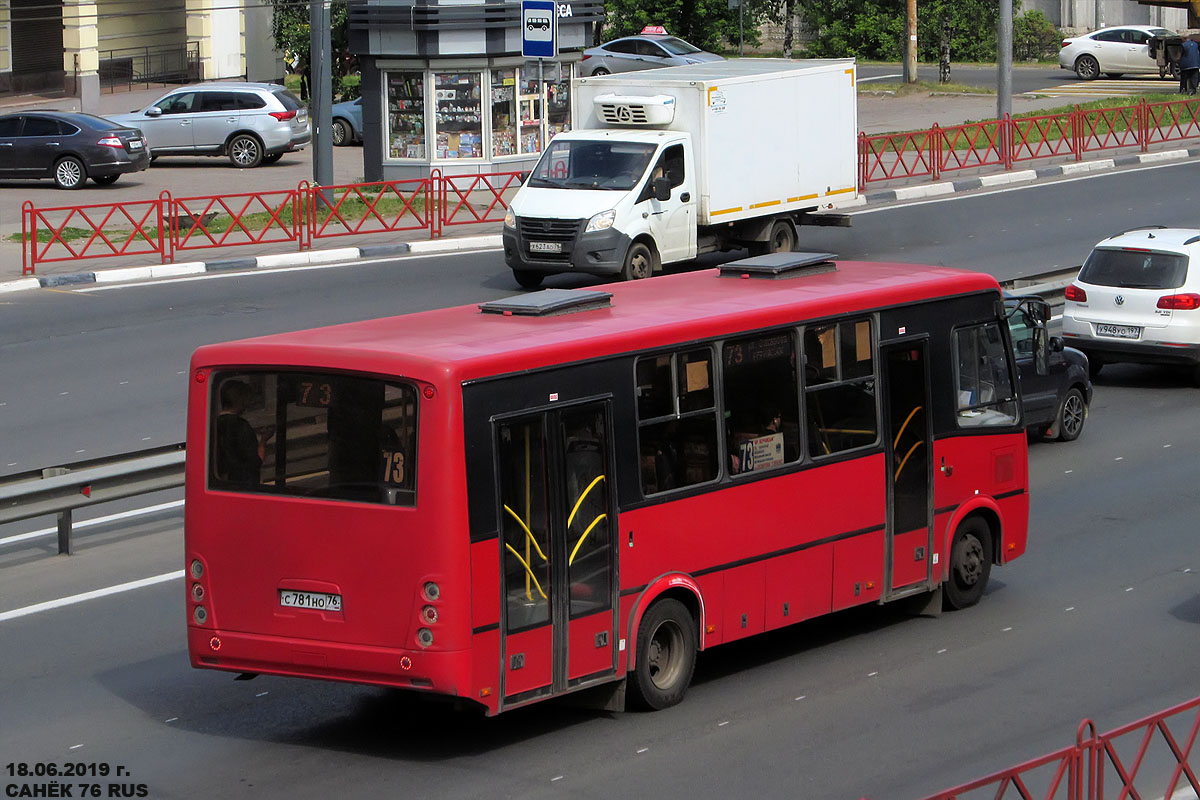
[954,322,1018,427]
[804,319,877,457]
[635,349,719,495]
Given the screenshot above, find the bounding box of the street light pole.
[998,0,1012,120]
[310,0,333,190]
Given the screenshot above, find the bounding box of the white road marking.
[69,744,83,750]
[165,717,178,723]
[636,748,648,754]
[937,649,947,654]
[718,721,729,727]
[75,249,502,293]
[867,672,879,677]
[1002,627,1013,632]
[0,499,184,546]
[795,695,806,701]
[0,570,183,622]
[1065,607,1075,612]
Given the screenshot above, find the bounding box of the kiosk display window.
[434,71,483,159]
[490,68,518,158]
[386,72,425,159]
[518,75,543,155]
[547,79,570,142]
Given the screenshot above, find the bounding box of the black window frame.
[634,346,721,496]
[801,317,880,459]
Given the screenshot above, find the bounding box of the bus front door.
[882,341,934,598]
[495,402,618,708]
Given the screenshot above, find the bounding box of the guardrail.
[859,95,1200,189]
[0,443,185,554]
[915,694,1200,800]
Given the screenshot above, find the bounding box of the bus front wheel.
[629,598,696,710]
[944,517,992,610]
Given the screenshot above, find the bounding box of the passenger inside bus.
[214,379,268,487]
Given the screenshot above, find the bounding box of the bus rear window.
[209,371,418,505]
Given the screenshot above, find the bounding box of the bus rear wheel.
[944,517,992,610]
[629,598,696,710]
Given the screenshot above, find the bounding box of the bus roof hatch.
[719,252,838,279]
[479,288,614,316]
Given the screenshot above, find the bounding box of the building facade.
[0,0,283,110]
[348,0,602,181]
[1022,0,1186,31]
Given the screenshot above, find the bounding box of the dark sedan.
[1007,294,1092,442]
[0,110,149,189]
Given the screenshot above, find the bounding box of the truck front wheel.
[622,242,654,281]
[512,269,544,289]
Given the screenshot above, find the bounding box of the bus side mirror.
[653,176,671,202]
[1049,336,1065,352]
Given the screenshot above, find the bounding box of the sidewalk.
[0,85,1188,290]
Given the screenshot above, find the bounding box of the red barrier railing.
[938,119,1006,174]
[435,169,523,236]
[22,198,166,275]
[306,177,431,243]
[915,696,1200,800]
[170,188,302,258]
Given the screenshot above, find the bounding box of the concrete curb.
[0,235,502,294]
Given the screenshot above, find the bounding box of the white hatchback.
[1062,226,1200,382]
[1058,25,1175,80]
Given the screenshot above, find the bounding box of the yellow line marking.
[45,287,95,296]
[711,207,743,215]
[749,200,781,209]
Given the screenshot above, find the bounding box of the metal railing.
[98,41,200,91]
[0,443,185,554]
[916,694,1200,800]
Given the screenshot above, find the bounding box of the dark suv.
[1007,294,1092,442]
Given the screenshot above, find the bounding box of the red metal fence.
[20,174,517,274]
[859,96,1200,189]
[21,97,1200,274]
[917,695,1200,800]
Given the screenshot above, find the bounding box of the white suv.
[1062,226,1200,383]
[107,82,310,168]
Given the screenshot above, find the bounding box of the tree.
[601,0,773,52]
[270,0,358,101]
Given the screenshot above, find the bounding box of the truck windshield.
[528,139,657,191]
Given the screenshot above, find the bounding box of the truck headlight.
[584,209,616,234]
[504,208,516,229]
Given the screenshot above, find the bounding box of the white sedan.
[1059,25,1176,80]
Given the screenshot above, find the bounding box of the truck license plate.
[529,241,562,253]
[1095,323,1141,339]
[279,590,342,611]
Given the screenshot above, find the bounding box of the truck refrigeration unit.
[503,58,860,287]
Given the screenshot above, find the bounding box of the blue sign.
[521,0,557,59]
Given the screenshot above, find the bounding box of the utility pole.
[310,0,333,191]
[998,0,1012,120]
[904,0,918,83]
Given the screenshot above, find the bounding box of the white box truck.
[502,58,860,288]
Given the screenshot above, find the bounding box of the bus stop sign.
[521,0,557,59]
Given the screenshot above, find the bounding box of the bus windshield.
[527,139,656,191]
[209,370,418,505]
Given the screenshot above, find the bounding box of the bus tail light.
[421,605,438,624]
[209,637,222,651]
[417,628,434,647]
[1157,293,1200,310]
[1064,284,1087,302]
[191,583,205,601]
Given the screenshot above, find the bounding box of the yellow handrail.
[894,440,925,481]
[893,406,923,449]
[567,474,605,528]
[569,513,607,566]
[503,504,548,563]
[504,542,548,599]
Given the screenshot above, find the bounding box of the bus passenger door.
[882,342,934,598]
[495,402,618,708]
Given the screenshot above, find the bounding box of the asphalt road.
[3,158,1200,799]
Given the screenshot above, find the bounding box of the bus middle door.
[882,340,935,598]
[495,401,618,708]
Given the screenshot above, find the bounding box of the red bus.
[184,253,1030,715]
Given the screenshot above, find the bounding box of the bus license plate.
[279,589,342,612]
[1095,323,1140,339]
[529,241,561,253]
